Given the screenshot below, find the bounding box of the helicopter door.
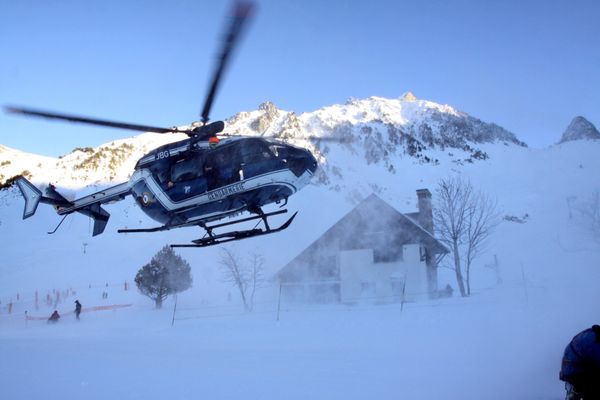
[204,144,242,191]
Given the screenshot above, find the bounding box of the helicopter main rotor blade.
[305,136,353,143]
[250,133,353,144]
[200,1,254,124]
[5,106,193,135]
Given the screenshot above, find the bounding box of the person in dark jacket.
[47,310,60,323]
[560,325,600,399]
[74,300,82,320]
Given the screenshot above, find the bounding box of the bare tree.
[434,176,499,297]
[219,248,265,311]
[463,189,499,295]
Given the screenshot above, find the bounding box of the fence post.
[521,263,529,306]
[276,283,282,321]
[400,280,406,313]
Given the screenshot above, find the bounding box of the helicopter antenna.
[200,1,254,125]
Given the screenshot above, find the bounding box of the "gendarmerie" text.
[207,183,245,201]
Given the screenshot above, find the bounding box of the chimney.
[416,189,433,233]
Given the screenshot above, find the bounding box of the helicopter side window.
[204,145,242,189]
[171,157,203,183]
[241,139,274,164]
[150,162,171,184]
[269,145,288,160]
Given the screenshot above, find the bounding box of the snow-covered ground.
[1,104,600,399]
[1,282,597,399]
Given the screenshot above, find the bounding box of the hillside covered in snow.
[1,94,600,400]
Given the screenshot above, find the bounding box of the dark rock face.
[559,116,600,143]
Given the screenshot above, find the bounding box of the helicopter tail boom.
[14,177,131,236]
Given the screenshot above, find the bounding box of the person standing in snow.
[560,325,600,399]
[74,300,82,320]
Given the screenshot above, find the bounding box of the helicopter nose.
[306,150,318,174]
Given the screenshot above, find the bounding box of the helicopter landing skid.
[170,209,298,248]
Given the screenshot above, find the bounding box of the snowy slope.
[0,132,189,189]
[1,96,600,399]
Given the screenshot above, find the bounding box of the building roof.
[275,193,448,281]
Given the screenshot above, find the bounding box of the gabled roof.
[276,193,448,281]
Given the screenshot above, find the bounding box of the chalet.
[274,190,448,304]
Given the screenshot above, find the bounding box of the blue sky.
[1,0,598,156]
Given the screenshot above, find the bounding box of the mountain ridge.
[1,95,525,190]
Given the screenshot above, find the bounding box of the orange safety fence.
[26,304,133,321]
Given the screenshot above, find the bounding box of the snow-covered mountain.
[2,95,600,400]
[1,93,598,285]
[558,116,600,143]
[0,94,525,193]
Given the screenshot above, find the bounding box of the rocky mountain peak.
[401,91,417,102]
[558,116,600,144]
[250,101,282,133]
[258,101,279,114]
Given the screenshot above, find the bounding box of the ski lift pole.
[171,294,178,327]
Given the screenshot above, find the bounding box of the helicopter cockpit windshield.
[268,144,289,159]
[238,139,285,179]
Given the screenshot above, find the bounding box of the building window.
[374,246,403,263]
[360,282,376,297]
[282,284,306,303]
[318,255,339,279]
[309,283,340,303]
[420,246,428,262]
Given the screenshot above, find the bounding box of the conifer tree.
[135,245,192,308]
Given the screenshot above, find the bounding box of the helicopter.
[5,1,321,248]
